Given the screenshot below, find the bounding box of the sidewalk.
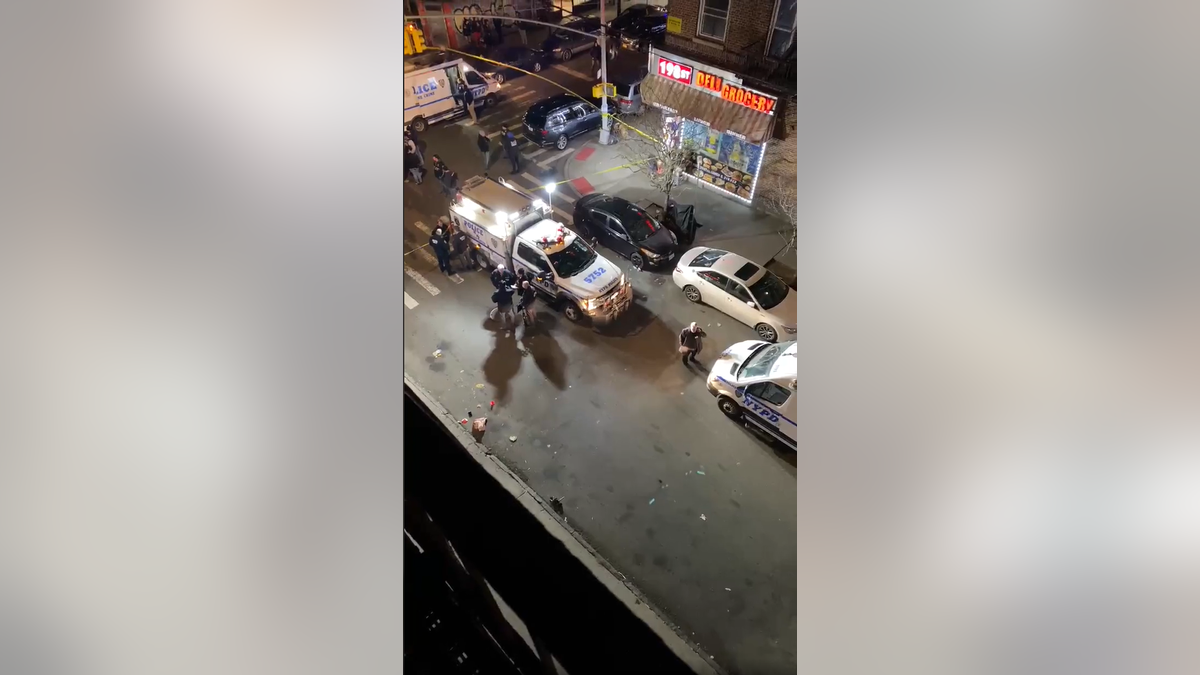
[559,137,797,282]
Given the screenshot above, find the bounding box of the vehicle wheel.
[494,72,505,84]
[563,48,574,61]
[473,249,491,270]
[682,284,702,303]
[755,323,778,342]
[555,134,569,150]
[718,396,742,419]
[629,251,645,270]
[410,116,427,133]
[484,93,497,108]
[562,300,584,323]
[533,61,543,73]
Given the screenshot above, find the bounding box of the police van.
[448,176,634,325]
[404,58,502,132]
[706,339,797,448]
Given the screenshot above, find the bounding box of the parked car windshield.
[748,271,789,310]
[739,342,788,379]
[613,201,661,241]
[548,237,598,277]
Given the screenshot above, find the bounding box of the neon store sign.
[720,83,776,114]
[657,57,693,84]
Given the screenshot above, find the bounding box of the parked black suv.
[573,194,680,270]
[522,94,603,150]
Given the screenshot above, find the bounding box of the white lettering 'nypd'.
[742,394,780,426]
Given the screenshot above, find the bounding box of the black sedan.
[618,15,667,52]
[573,194,680,270]
[475,46,553,84]
[541,17,602,61]
[608,4,667,34]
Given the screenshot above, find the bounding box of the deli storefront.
[641,48,778,204]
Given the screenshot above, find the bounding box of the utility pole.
[598,0,611,145]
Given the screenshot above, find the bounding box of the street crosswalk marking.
[406,266,441,296]
[520,172,548,189]
[412,219,432,235]
[550,63,592,81]
[525,146,547,158]
[508,89,541,102]
[557,191,576,204]
[404,292,420,309]
[537,149,572,168]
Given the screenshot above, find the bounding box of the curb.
[405,374,725,675]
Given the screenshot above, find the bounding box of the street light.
[544,183,556,212]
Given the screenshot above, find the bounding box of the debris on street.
[649,498,655,505]
[695,470,706,476]
[475,383,485,389]
[700,514,706,521]
[472,417,487,433]
[725,587,731,591]
[432,349,443,358]
[509,435,517,442]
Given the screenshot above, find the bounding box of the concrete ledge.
[405,374,723,675]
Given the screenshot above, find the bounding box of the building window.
[767,0,796,57]
[697,0,729,41]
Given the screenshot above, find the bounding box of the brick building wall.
[662,0,780,58]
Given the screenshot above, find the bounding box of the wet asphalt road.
[404,54,797,675]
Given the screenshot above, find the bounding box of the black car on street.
[541,17,602,61]
[607,4,667,34]
[476,45,554,84]
[573,194,680,270]
[522,94,603,150]
[618,14,667,52]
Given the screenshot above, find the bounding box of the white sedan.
[672,247,797,342]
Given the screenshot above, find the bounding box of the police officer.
[501,125,521,173]
[490,262,515,290]
[517,278,538,325]
[429,227,452,274]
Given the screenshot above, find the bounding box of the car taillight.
[541,130,547,136]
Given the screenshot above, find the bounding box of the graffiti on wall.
[452,0,517,34]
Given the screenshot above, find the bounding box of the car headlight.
[640,248,663,260]
[783,325,797,334]
[583,297,600,310]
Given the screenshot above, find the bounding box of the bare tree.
[615,107,693,207]
[756,95,798,252]
[759,175,798,253]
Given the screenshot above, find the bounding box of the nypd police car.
[706,339,797,449]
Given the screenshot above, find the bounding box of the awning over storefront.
[641,75,775,144]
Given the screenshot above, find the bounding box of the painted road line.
[556,191,577,204]
[404,292,420,309]
[520,172,546,187]
[405,266,441,296]
[550,63,591,81]
[412,219,432,235]
[525,146,547,158]
[537,149,573,168]
[508,89,541,102]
